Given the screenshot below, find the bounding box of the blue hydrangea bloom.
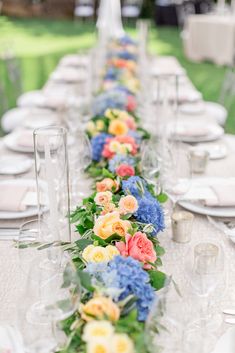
[134,196,165,236]
[92,90,127,116]
[86,256,155,321]
[108,154,136,173]
[122,176,148,199]
[117,51,137,61]
[90,133,111,162]
[119,35,136,46]
[128,130,142,145]
[107,256,155,321]
[104,67,118,81]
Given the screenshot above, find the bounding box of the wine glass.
[145,280,184,353]
[183,241,224,353]
[161,141,191,207]
[25,251,81,349]
[140,138,162,194]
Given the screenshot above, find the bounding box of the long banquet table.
[0,54,235,351]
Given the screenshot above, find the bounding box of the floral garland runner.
[62,35,167,353]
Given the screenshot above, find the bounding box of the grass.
[0,16,234,135]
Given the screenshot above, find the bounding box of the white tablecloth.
[183,14,235,66]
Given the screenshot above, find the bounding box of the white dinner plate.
[179,200,235,218]
[0,179,38,219]
[179,102,205,115]
[3,130,34,153]
[170,123,224,143]
[23,112,59,129]
[178,178,235,217]
[189,143,227,160]
[0,156,33,175]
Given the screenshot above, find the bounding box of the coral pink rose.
[116,232,156,269]
[116,164,135,177]
[102,136,138,159]
[126,96,136,112]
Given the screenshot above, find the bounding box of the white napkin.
[0,185,28,211]
[205,184,235,207]
[0,325,24,353]
[176,123,209,137]
[16,130,34,148]
[211,327,235,353]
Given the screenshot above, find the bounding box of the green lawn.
[0,16,234,135]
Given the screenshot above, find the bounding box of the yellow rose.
[118,195,138,215]
[87,246,110,263]
[82,320,114,343]
[111,333,135,353]
[96,120,105,131]
[94,191,113,206]
[93,211,130,239]
[80,296,120,322]
[119,111,131,121]
[106,245,120,260]
[112,220,131,237]
[109,141,122,153]
[108,120,128,136]
[87,341,111,353]
[87,121,97,136]
[82,244,95,262]
[105,108,120,120]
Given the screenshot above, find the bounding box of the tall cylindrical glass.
[34,126,71,243]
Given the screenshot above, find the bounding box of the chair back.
[176,1,196,27]
[219,67,235,111]
[3,54,22,101]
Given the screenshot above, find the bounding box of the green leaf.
[76,224,86,235]
[91,234,107,246]
[149,270,166,291]
[155,245,165,257]
[157,193,168,203]
[75,239,93,251]
[77,270,94,292]
[120,213,132,220]
[102,168,114,179]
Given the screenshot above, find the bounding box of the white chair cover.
[97,0,125,38]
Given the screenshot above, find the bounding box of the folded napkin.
[205,183,235,207]
[16,130,34,149]
[0,325,24,353]
[0,185,28,211]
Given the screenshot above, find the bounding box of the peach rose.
[116,164,135,177]
[93,211,131,239]
[108,119,128,136]
[116,232,156,269]
[101,202,117,215]
[96,178,119,193]
[94,191,113,206]
[80,296,120,322]
[119,195,138,215]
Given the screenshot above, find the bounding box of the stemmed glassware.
[140,138,162,195]
[161,141,191,207]
[183,241,224,353]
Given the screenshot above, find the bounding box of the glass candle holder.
[189,149,209,174]
[193,242,219,275]
[34,126,71,243]
[171,210,194,243]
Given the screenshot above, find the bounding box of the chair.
[74,0,95,19]
[3,54,23,102]
[176,1,196,27]
[204,67,235,126]
[0,80,8,131]
[122,0,143,19]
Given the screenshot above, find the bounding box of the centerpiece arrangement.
[61,35,168,353]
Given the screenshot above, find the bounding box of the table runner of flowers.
[62,35,167,353]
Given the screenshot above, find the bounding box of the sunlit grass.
[0,16,234,134]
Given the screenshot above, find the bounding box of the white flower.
[82,320,114,343]
[85,246,110,263]
[111,333,135,353]
[105,245,120,260]
[82,244,95,262]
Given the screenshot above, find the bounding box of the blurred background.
[0,0,234,136]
